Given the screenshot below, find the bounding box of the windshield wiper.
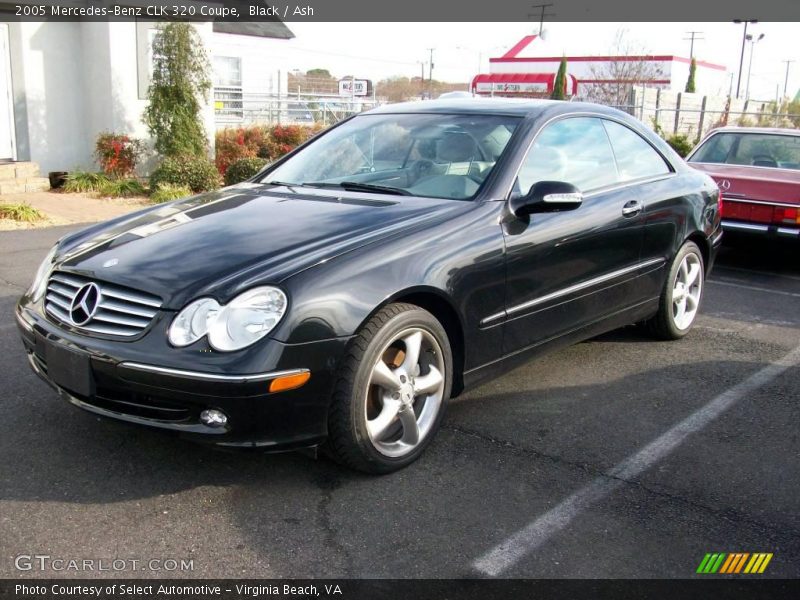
[303,181,412,196]
[264,180,301,191]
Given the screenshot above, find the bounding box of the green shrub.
[149,156,222,193]
[224,157,268,185]
[0,203,44,222]
[149,183,193,204]
[666,134,693,158]
[62,171,111,193]
[98,178,147,198]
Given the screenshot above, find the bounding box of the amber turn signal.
[268,371,311,393]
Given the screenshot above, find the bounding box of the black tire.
[644,240,705,340]
[325,303,453,474]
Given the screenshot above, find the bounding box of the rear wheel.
[326,303,452,473]
[644,241,704,340]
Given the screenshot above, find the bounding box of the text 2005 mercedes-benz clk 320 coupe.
[16,99,722,473]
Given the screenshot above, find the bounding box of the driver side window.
[516,117,618,194]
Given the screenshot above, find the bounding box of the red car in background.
[687,127,800,239]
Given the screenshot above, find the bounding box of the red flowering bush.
[259,124,322,160]
[215,124,324,175]
[94,133,144,178]
[215,126,269,176]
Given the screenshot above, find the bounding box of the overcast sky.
[281,22,800,100]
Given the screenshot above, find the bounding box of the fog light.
[200,409,228,428]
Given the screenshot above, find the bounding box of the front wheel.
[644,241,705,340]
[325,303,453,474]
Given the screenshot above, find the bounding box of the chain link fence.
[214,89,380,127]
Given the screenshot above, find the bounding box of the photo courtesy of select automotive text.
[0,1,798,599]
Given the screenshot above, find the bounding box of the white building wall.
[6,21,215,174]
[10,22,91,173]
[211,32,289,96]
[489,57,727,95]
[668,61,729,96]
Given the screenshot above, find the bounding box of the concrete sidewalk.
[0,191,147,230]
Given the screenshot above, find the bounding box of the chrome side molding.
[481,257,666,326]
[117,362,309,384]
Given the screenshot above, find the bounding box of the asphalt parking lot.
[1,225,798,579]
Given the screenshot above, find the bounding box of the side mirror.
[509,181,583,217]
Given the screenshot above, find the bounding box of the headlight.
[167,298,221,347]
[29,245,58,301]
[168,287,287,352]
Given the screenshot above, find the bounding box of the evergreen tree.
[685,58,697,93]
[143,23,211,158]
[551,57,567,100]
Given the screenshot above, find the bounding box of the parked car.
[16,99,721,473]
[687,127,800,239]
[286,101,315,124]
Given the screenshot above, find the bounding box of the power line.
[286,44,419,66]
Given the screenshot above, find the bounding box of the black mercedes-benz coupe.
[16,99,722,473]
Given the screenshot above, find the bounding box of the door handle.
[622,200,642,217]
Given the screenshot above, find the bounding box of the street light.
[745,32,765,100]
[733,19,758,99]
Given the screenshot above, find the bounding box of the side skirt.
[461,297,659,392]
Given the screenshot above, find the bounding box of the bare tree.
[584,29,666,108]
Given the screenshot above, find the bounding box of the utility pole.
[733,19,757,99]
[427,48,435,98]
[528,3,554,35]
[783,59,795,99]
[683,31,704,60]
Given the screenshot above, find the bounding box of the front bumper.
[16,301,350,450]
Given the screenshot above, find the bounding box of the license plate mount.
[45,340,94,397]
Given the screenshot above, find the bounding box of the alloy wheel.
[364,327,445,457]
[672,252,703,330]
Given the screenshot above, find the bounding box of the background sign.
[339,79,370,96]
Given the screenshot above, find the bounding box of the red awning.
[471,72,578,95]
[472,73,553,85]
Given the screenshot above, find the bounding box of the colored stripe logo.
[696,552,773,574]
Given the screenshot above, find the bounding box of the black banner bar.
[0,0,799,22]
[3,580,800,600]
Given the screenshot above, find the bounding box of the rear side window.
[517,117,618,193]
[602,120,671,181]
[690,132,800,170]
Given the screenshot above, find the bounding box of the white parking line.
[472,344,800,577]
[708,279,800,298]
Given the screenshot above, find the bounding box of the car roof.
[706,126,800,136]
[366,98,628,119]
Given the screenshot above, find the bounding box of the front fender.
[271,200,508,372]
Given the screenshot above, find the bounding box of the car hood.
[55,184,469,308]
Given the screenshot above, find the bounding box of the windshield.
[259,113,521,200]
[689,132,800,170]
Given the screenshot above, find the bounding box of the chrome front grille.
[45,272,162,337]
